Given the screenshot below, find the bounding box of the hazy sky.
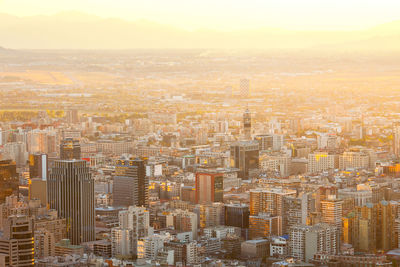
[1,0,400,31]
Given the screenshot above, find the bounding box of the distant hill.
[0,12,399,51]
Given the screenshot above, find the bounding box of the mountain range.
[1,11,400,50]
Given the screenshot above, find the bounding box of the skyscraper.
[29,153,48,180]
[166,209,197,240]
[393,121,400,158]
[250,188,296,217]
[224,204,249,229]
[112,206,151,258]
[0,215,35,266]
[243,108,251,140]
[195,171,223,204]
[254,134,273,151]
[0,159,19,204]
[66,109,79,124]
[60,138,81,160]
[249,213,282,239]
[47,160,95,245]
[283,194,308,234]
[113,158,148,207]
[289,223,337,263]
[230,140,259,179]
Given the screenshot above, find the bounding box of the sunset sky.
[1,0,400,31]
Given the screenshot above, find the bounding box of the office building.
[195,202,224,228]
[66,109,79,124]
[29,179,47,207]
[113,158,148,207]
[195,171,223,204]
[250,188,296,216]
[0,215,35,266]
[249,213,282,239]
[164,240,187,265]
[393,121,400,157]
[283,194,308,234]
[254,134,273,151]
[59,138,81,160]
[3,142,28,167]
[35,216,66,244]
[29,153,48,180]
[320,196,343,234]
[241,239,269,259]
[260,152,291,177]
[0,159,19,204]
[111,228,136,258]
[307,152,338,174]
[339,151,370,170]
[224,203,249,229]
[376,201,395,251]
[47,160,95,245]
[352,204,376,252]
[230,140,259,179]
[112,206,151,258]
[166,209,197,240]
[34,229,55,259]
[289,224,337,263]
[243,108,251,140]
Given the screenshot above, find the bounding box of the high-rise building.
[259,152,291,177]
[230,141,259,179]
[111,228,136,259]
[351,201,396,252]
[195,202,224,228]
[283,194,308,234]
[289,223,337,263]
[3,142,28,167]
[339,151,370,170]
[0,215,35,266]
[164,240,188,265]
[29,179,47,207]
[393,121,400,157]
[195,171,223,204]
[320,196,343,233]
[166,209,198,240]
[0,159,19,204]
[112,206,151,258]
[376,201,395,251]
[139,233,171,260]
[59,138,81,160]
[224,203,249,229]
[113,158,148,207]
[352,203,376,252]
[34,229,55,259]
[66,109,79,124]
[29,153,48,180]
[47,160,95,245]
[249,213,282,239]
[243,108,251,140]
[250,188,296,216]
[254,134,273,151]
[307,151,338,174]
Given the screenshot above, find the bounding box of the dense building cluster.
[1,51,400,267]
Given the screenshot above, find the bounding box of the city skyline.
[1,1,400,266]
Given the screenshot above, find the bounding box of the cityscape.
[2,1,400,267]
